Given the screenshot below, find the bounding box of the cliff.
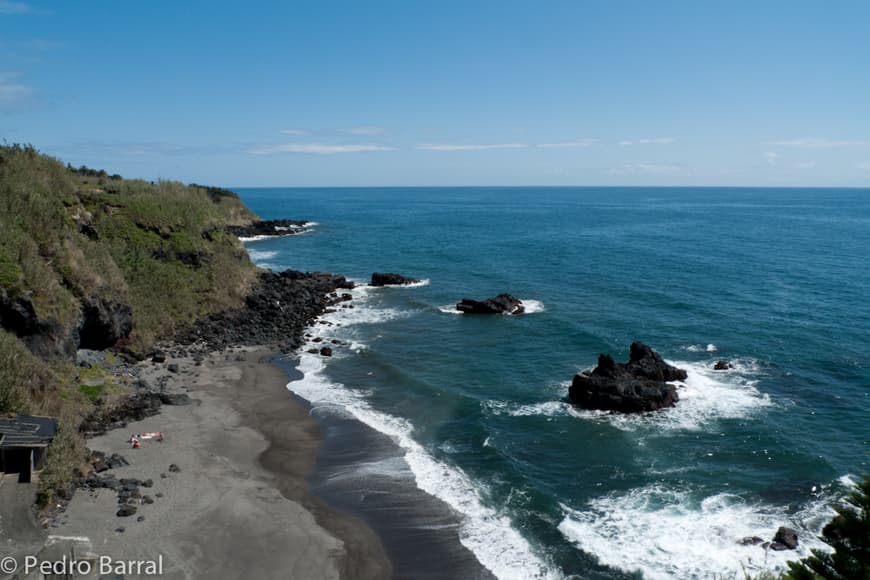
[0,144,262,503]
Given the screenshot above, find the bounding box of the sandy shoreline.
[47,348,390,580]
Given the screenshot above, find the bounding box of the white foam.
[520,299,546,314]
[438,304,463,315]
[685,343,718,353]
[246,249,278,264]
[289,288,560,580]
[557,483,836,579]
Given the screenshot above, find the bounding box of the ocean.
[236,187,869,579]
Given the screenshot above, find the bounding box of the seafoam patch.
[557,482,837,579]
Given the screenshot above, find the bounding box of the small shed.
[0,415,58,483]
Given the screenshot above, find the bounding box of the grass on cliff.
[0,144,261,506]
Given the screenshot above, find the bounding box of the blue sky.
[2,0,869,186]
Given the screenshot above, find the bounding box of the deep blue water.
[237,187,869,580]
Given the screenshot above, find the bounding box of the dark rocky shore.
[175,269,354,353]
[227,219,311,238]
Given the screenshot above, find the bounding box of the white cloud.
[342,125,386,136]
[537,139,597,148]
[618,137,674,146]
[280,128,309,136]
[770,138,865,148]
[247,143,396,155]
[609,163,682,175]
[415,143,527,151]
[0,72,32,109]
[764,151,779,165]
[0,1,30,14]
[793,161,816,169]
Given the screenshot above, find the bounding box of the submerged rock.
[370,272,421,286]
[568,342,687,413]
[456,294,524,315]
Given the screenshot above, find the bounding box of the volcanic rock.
[773,526,799,549]
[456,294,524,315]
[568,342,687,413]
[370,272,421,286]
[227,219,310,238]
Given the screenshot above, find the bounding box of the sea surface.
[236,187,869,580]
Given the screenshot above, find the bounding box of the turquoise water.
[238,187,869,579]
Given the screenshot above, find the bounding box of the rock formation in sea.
[455,294,524,315]
[227,219,310,238]
[568,342,688,413]
[370,272,421,286]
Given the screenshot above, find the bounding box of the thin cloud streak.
[342,125,386,136]
[537,139,597,149]
[609,163,683,175]
[0,0,29,14]
[280,129,309,136]
[771,138,865,148]
[248,143,396,155]
[0,72,33,110]
[619,137,674,146]
[415,143,527,151]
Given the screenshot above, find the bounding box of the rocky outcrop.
[568,342,687,413]
[79,393,164,436]
[78,297,133,350]
[771,527,799,550]
[456,294,524,315]
[176,269,354,352]
[370,272,421,286]
[714,360,732,371]
[0,286,79,358]
[227,219,310,238]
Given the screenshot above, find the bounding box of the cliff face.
[0,144,266,504]
[0,145,259,365]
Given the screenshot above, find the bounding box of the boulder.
[319,346,333,357]
[568,342,687,413]
[714,360,732,371]
[456,294,524,315]
[738,536,765,546]
[773,526,799,549]
[116,505,137,517]
[371,272,421,287]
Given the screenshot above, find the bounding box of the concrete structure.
[0,415,58,483]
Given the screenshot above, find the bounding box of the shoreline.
[271,355,498,580]
[49,347,391,580]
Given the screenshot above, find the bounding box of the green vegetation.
[0,143,261,506]
[786,475,870,580]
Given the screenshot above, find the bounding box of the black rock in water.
[568,342,687,413]
[714,360,733,370]
[370,272,421,286]
[456,294,524,315]
[227,219,310,238]
[773,526,799,549]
